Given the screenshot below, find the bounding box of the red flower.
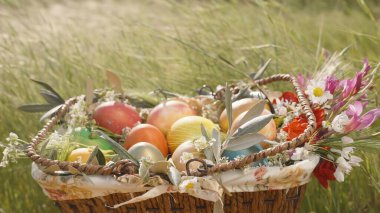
[272,91,299,104]
[313,160,336,188]
[282,116,308,140]
[282,108,325,140]
[280,91,299,103]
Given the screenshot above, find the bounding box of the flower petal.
[357,108,380,130]
[346,101,363,116]
[325,75,339,94]
[362,58,371,75]
[334,168,345,182]
[341,136,354,144]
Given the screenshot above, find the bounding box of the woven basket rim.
[25,73,317,177]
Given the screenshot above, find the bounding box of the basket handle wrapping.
[205,74,316,175]
[25,74,315,176]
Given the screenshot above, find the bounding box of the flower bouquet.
[1,53,379,213]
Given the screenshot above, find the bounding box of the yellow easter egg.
[167,116,216,153]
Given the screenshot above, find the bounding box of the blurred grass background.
[0,0,379,212]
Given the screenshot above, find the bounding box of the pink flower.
[297,73,306,88]
[325,75,339,94]
[339,59,371,99]
[332,101,380,133]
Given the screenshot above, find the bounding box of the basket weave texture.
[26,74,316,213]
[56,185,307,213]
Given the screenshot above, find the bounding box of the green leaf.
[224,83,233,133]
[31,79,65,103]
[226,133,266,151]
[18,104,54,112]
[212,128,221,163]
[86,146,100,165]
[232,87,251,101]
[232,114,273,138]
[356,0,376,22]
[139,159,152,183]
[250,58,272,80]
[93,130,138,165]
[203,147,214,161]
[238,100,265,125]
[40,104,64,122]
[40,89,65,105]
[48,149,58,160]
[200,123,210,141]
[123,94,158,108]
[167,166,181,186]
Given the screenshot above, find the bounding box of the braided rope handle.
[25,74,315,176]
[24,98,138,176]
[206,74,316,174]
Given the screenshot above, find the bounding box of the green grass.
[0,0,379,212]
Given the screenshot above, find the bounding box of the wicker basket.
[26,74,316,213]
[56,185,307,213]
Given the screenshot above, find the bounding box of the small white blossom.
[332,145,362,182]
[331,113,350,133]
[67,95,88,128]
[341,136,354,144]
[1,132,26,167]
[304,143,314,151]
[322,121,332,130]
[334,157,352,182]
[6,132,18,143]
[291,147,310,161]
[233,155,244,161]
[306,80,333,105]
[277,130,288,141]
[349,155,363,167]
[219,156,230,164]
[179,178,201,192]
[0,147,11,167]
[274,98,288,116]
[103,90,117,102]
[179,152,194,164]
[193,136,213,151]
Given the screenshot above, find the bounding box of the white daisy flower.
[179,178,201,192]
[306,80,333,105]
